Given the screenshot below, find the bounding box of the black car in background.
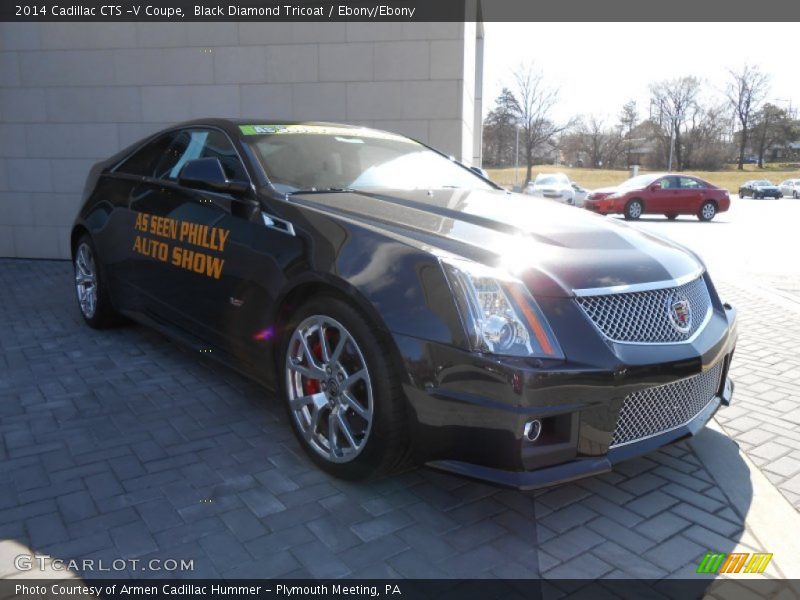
[72,120,737,489]
[739,179,783,199]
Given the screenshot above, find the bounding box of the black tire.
[698,200,717,222]
[794,191,798,199]
[665,214,678,221]
[624,199,643,220]
[73,234,122,329]
[754,192,761,199]
[739,189,747,199]
[279,295,410,480]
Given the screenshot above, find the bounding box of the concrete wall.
[0,22,482,259]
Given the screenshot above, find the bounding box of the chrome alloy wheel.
[285,315,374,463]
[701,203,716,220]
[628,201,642,219]
[74,242,98,319]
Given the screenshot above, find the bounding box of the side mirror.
[650,183,661,191]
[178,158,249,195]
[470,166,490,179]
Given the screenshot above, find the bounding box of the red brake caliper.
[302,340,323,395]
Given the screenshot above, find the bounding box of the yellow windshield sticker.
[238,124,410,142]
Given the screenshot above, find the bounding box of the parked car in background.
[523,173,577,205]
[778,179,800,199]
[571,183,589,207]
[739,180,783,199]
[583,173,730,221]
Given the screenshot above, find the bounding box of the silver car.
[524,173,587,206]
[779,179,800,199]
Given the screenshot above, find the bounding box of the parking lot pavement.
[0,258,790,582]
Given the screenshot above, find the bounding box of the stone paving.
[0,259,787,582]
[715,279,800,509]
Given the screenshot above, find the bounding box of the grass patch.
[487,165,800,193]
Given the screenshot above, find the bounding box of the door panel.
[677,177,704,212]
[648,176,680,212]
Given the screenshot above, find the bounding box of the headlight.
[441,258,564,359]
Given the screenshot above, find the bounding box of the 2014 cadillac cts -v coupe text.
[72,120,737,489]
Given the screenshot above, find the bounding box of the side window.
[152,131,191,181]
[151,129,248,183]
[199,130,248,181]
[658,177,673,189]
[679,177,701,189]
[115,134,174,177]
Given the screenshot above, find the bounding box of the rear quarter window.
[115,134,174,177]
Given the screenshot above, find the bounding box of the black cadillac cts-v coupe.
[72,120,737,488]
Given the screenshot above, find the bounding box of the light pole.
[514,125,520,189]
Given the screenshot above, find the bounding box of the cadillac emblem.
[667,294,692,334]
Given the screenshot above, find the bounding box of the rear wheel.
[73,235,121,328]
[698,201,717,222]
[280,296,410,480]
[665,214,678,221]
[624,199,643,220]
[794,191,798,199]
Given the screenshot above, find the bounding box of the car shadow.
[0,258,773,593]
[612,216,727,225]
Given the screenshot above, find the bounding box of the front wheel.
[73,235,121,328]
[794,191,798,199]
[624,199,643,220]
[698,201,717,222]
[280,296,410,480]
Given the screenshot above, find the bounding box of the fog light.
[523,419,542,442]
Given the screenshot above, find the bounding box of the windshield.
[534,174,569,186]
[241,124,493,194]
[617,173,660,191]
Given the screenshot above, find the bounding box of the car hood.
[587,186,619,199]
[289,188,703,298]
[755,184,778,189]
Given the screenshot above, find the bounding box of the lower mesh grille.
[611,363,724,447]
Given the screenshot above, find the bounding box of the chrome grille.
[611,362,723,447]
[577,276,712,343]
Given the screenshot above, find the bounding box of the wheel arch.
[70,224,90,259]
[271,276,403,378]
[625,196,645,215]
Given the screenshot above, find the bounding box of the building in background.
[0,21,484,259]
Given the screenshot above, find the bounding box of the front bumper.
[393,298,737,490]
[584,198,615,213]
[428,376,732,489]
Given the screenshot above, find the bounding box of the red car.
[584,173,731,221]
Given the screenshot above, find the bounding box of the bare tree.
[725,64,770,170]
[650,76,700,170]
[511,63,570,183]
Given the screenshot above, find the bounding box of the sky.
[482,23,800,125]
